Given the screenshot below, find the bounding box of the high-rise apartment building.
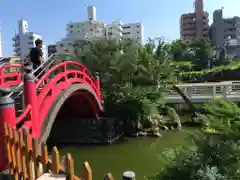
[210,9,240,48]
[209,9,240,59]
[105,21,144,44]
[122,23,144,44]
[56,5,144,54]
[12,19,46,61]
[180,0,209,40]
[105,21,123,41]
[56,5,105,53]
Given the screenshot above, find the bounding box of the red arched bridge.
[0,53,103,171]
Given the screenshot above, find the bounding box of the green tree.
[74,39,180,131]
[152,99,240,180]
[168,39,214,71]
[190,39,214,70]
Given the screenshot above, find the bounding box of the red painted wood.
[0,64,23,87]
[0,60,103,171]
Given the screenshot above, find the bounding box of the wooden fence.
[3,122,115,180]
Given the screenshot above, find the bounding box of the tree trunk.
[172,85,197,119]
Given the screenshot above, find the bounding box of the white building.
[122,23,144,44]
[56,5,144,54]
[105,21,123,41]
[106,21,144,44]
[12,19,46,61]
[56,6,105,53]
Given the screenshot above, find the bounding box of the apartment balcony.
[203,23,209,28]
[182,29,196,34]
[12,35,19,41]
[13,47,20,53]
[182,24,196,31]
[203,18,209,24]
[182,13,195,19]
[12,40,20,47]
[203,30,209,35]
[182,18,195,24]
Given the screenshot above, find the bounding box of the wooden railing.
[3,123,115,180]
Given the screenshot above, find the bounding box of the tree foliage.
[151,99,240,180]
[165,39,231,71]
[74,39,179,130]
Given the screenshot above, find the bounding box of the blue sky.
[0,0,239,56]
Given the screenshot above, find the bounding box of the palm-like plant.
[74,39,179,130]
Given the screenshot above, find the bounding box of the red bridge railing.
[0,64,23,87]
[0,59,102,137]
[0,54,103,171]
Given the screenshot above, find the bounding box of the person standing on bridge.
[30,39,44,78]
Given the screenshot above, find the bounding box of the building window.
[28,36,33,40]
[60,44,64,47]
[28,42,33,45]
[70,25,73,28]
[68,43,72,46]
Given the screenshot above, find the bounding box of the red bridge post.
[24,69,39,137]
[0,88,16,171]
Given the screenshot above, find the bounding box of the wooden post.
[104,173,114,180]
[81,161,92,180]
[65,154,74,180]
[32,138,40,178]
[123,171,135,180]
[4,122,120,180]
[41,143,49,173]
[51,146,60,174]
[23,128,31,179]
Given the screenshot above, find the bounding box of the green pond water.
[59,128,196,180]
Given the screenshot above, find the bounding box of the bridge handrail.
[10,55,100,132]
[176,81,237,87]
[36,60,98,92]
[7,53,57,98]
[53,53,97,82]
[7,53,87,98]
[0,63,23,88]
